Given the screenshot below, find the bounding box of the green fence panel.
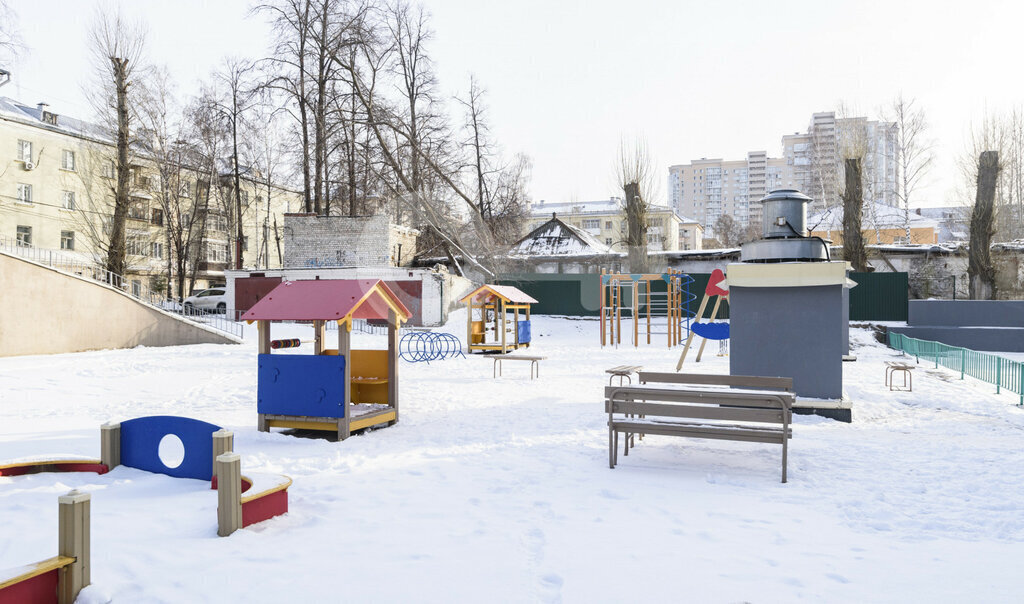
[849,272,909,321]
[887,331,1024,405]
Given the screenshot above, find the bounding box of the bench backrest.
[605,385,792,425]
[638,372,793,392]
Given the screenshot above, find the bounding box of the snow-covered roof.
[808,202,940,232]
[0,96,108,142]
[510,216,616,256]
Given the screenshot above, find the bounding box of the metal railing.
[888,331,1023,405]
[325,318,390,335]
[0,236,243,339]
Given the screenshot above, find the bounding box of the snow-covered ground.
[2,311,1024,603]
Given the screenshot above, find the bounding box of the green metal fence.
[887,331,1024,405]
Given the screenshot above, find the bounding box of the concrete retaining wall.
[0,253,239,357]
[907,300,1024,327]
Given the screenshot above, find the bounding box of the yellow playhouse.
[461,284,538,354]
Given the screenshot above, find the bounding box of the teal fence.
[887,332,1024,405]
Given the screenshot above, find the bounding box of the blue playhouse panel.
[258,354,347,419]
[120,416,223,481]
[517,320,531,344]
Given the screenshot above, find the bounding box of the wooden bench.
[885,361,914,391]
[493,355,547,379]
[605,365,643,386]
[605,374,795,482]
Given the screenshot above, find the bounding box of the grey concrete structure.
[730,284,845,400]
[1,253,238,357]
[889,300,1024,352]
[282,214,419,269]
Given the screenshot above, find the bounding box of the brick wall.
[283,214,391,268]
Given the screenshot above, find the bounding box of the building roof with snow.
[510,215,618,256]
[808,202,940,233]
[529,197,701,225]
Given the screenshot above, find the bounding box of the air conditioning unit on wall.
[23,161,35,171]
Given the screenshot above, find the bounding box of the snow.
[2,312,1024,602]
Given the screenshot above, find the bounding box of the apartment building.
[669,111,898,237]
[0,96,299,295]
[527,197,704,252]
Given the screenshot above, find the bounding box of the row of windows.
[16,140,76,171]
[14,225,169,259]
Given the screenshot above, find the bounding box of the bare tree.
[455,74,492,218]
[616,137,656,272]
[969,151,999,299]
[885,94,934,241]
[86,9,147,278]
[211,58,259,269]
[841,157,868,272]
[0,0,23,65]
[714,214,744,247]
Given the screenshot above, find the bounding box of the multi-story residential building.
[527,197,704,252]
[668,152,787,238]
[670,111,898,237]
[0,96,300,295]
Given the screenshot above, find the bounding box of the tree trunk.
[624,182,648,273]
[106,57,132,279]
[841,158,868,272]
[232,108,244,270]
[969,150,999,300]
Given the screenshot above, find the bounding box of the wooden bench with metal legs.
[493,355,547,379]
[605,384,795,483]
[605,365,643,386]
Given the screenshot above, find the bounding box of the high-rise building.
[669,111,898,237]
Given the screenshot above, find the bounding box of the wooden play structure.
[241,279,411,439]
[676,268,730,369]
[600,268,696,347]
[461,284,538,354]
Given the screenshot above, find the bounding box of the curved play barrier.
[399,331,466,363]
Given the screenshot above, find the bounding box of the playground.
[2,311,1024,602]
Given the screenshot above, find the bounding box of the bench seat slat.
[638,372,793,391]
[605,386,793,408]
[612,420,790,444]
[608,401,786,423]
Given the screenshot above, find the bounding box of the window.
[127,238,147,256]
[647,233,661,244]
[131,280,142,297]
[17,140,32,162]
[60,230,75,250]
[582,219,600,229]
[128,200,148,220]
[242,236,249,251]
[61,149,76,171]
[151,208,164,226]
[179,181,191,198]
[16,183,32,204]
[16,225,32,246]
[151,241,164,259]
[240,191,249,204]
[605,238,612,245]
[62,191,76,210]
[103,161,116,179]
[605,221,613,229]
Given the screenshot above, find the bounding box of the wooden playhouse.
[461,284,538,354]
[241,279,411,440]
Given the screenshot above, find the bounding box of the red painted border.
[0,462,108,477]
[0,568,58,604]
[242,489,288,527]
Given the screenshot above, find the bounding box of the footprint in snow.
[598,489,626,500]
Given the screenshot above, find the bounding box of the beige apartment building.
[528,197,704,252]
[669,111,898,238]
[0,96,299,295]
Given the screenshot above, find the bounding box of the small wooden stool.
[885,361,914,391]
[605,365,643,386]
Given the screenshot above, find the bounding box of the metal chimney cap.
[760,189,812,204]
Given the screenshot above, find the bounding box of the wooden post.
[388,309,400,425]
[212,430,233,477]
[695,295,725,362]
[466,300,473,353]
[676,292,711,371]
[646,280,651,345]
[513,306,520,348]
[616,281,622,345]
[216,452,242,537]
[500,299,507,353]
[257,320,271,354]
[338,322,352,440]
[100,423,120,470]
[313,320,324,355]
[58,489,90,604]
[633,282,639,347]
[599,269,606,346]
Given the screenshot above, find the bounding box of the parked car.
[183,288,228,314]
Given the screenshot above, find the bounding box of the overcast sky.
[5,0,1023,208]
